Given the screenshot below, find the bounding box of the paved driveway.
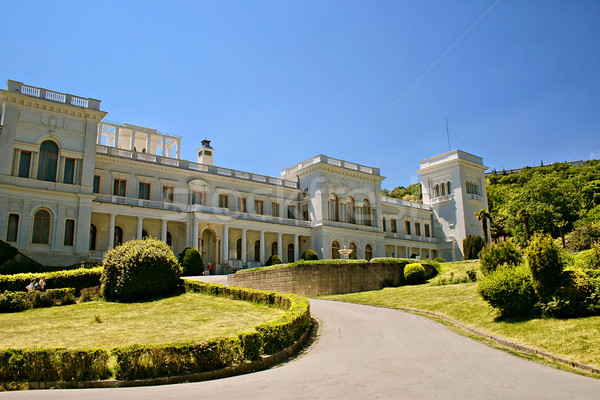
[4,300,600,399]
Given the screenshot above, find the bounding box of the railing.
[468,193,483,202]
[431,194,454,205]
[381,196,431,210]
[383,232,444,243]
[281,154,380,176]
[7,80,98,110]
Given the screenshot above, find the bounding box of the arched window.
[142,229,149,239]
[349,242,357,260]
[114,226,123,247]
[37,140,59,182]
[32,209,51,244]
[254,240,261,262]
[365,244,373,261]
[331,240,340,259]
[271,242,278,256]
[89,224,97,250]
[167,231,172,247]
[329,193,339,221]
[347,196,355,224]
[363,198,371,226]
[236,238,242,260]
[446,181,452,194]
[287,243,294,263]
[440,183,445,196]
[435,184,440,197]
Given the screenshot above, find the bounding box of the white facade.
[0,80,487,270]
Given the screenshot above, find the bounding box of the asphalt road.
[4,299,600,399]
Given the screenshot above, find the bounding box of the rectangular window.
[219,194,229,209]
[192,190,203,205]
[391,218,397,233]
[93,175,101,194]
[272,202,280,217]
[7,214,19,242]
[425,224,430,237]
[287,205,295,219]
[64,219,75,246]
[405,220,411,235]
[139,182,151,200]
[63,158,75,184]
[113,178,126,197]
[382,217,387,231]
[239,197,247,213]
[415,222,421,236]
[18,151,31,178]
[302,204,309,221]
[163,186,174,203]
[255,200,264,215]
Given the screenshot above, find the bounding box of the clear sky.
[1,1,599,188]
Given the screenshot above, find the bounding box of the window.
[239,197,247,213]
[18,151,31,178]
[272,202,279,217]
[435,184,440,197]
[192,190,203,205]
[365,244,373,261]
[424,223,430,237]
[332,240,340,259]
[219,194,229,209]
[167,231,172,247]
[114,226,123,247]
[441,183,446,196]
[287,205,295,219]
[271,242,278,256]
[254,240,261,262]
[64,219,75,246]
[287,243,294,263]
[466,181,480,195]
[302,204,309,221]
[405,220,411,235]
[142,229,149,238]
[113,178,126,197]
[236,238,242,259]
[63,158,75,184]
[446,181,451,194]
[347,196,355,224]
[391,218,397,233]
[89,224,97,250]
[163,186,174,203]
[329,193,339,221]
[7,214,19,242]
[32,209,51,244]
[139,182,151,200]
[37,140,58,182]
[363,198,371,226]
[93,175,101,194]
[382,217,387,232]
[255,200,264,215]
[415,222,421,236]
[349,242,357,260]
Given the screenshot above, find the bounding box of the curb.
[396,306,600,376]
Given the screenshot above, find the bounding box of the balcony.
[431,194,454,205]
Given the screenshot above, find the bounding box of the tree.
[517,208,531,242]
[476,209,491,244]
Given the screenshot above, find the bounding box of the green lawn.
[320,261,600,370]
[0,292,285,349]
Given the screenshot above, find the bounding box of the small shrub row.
[0,288,76,313]
[431,271,476,286]
[0,268,102,295]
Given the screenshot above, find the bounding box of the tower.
[417,150,488,260]
[197,139,214,165]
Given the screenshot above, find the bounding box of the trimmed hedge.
[404,263,426,284]
[0,268,102,294]
[300,249,319,261]
[265,255,282,267]
[179,247,204,276]
[0,288,76,313]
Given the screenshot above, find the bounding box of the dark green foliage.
[526,233,565,299]
[300,249,318,261]
[404,263,425,284]
[265,255,282,267]
[382,183,422,202]
[0,268,102,294]
[477,265,538,318]
[433,257,446,263]
[538,269,599,318]
[0,291,27,312]
[0,288,76,313]
[78,286,103,303]
[479,241,522,276]
[565,224,600,251]
[0,348,110,382]
[463,234,485,260]
[101,237,181,302]
[0,240,19,266]
[179,247,203,276]
[573,246,600,273]
[466,268,478,282]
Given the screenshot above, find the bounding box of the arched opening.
[37,140,58,182]
[114,226,123,247]
[32,209,51,244]
[271,242,278,256]
[236,238,242,260]
[287,243,294,263]
[142,229,149,239]
[347,196,355,224]
[332,240,340,259]
[89,224,97,250]
[435,184,440,197]
[201,229,216,266]
[365,244,373,261]
[446,181,451,194]
[329,193,339,221]
[349,242,357,260]
[166,231,172,247]
[440,183,446,196]
[254,240,261,262]
[363,198,371,226]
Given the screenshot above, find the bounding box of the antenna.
[445,118,451,151]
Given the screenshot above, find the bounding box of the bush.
[0,240,18,266]
[0,288,76,313]
[265,255,282,267]
[0,268,102,294]
[573,246,600,273]
[433,257,446,263]
[300,249,318,261]
[404,263,425,284]
[526,233,565,299]
[479,240,522,276]
[101,237,181,302]
[78,286,102,303]
[463,234,485,260]
[539,269,599,318]
[179,247,204,276]
[477,264,538,318]
[565,224,600,252]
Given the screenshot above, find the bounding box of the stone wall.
[227,262,408,297]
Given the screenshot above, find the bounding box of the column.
[222,225,229,262]
[137,217,143,240]
[176,138,181,159]
[146,133,151,153]
[161,219,167,242]
[277,232,282,257]
[114,126,120,149]
[161,135,166,156]
[294,234,299,262]
[259,230,265,265]
[405,247,409,258]
[97,123,103,144]
[53,205,66,252]
[241,228,247,265]
[130,129,136,151]
[18,202,31,249]
[193,221,199,249]
[108,214,116,249]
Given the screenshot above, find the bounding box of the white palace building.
[0,80,489,272]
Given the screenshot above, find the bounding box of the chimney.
[197,139,214,165]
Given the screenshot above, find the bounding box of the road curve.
[4,299,600,399]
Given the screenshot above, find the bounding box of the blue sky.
[1,1,599,188]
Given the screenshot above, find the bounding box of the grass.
[320,261,600,371]
[0,292,285,350]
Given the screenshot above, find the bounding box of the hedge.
[0,288,76,313]
[0,267,102,294]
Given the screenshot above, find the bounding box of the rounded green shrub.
[540,269,598,318]
[479,240,522,276]
[101,237,181,302]
[265,255,282,267]
[477,264,537,318]
[179,247,204,276]
[300,249,318,261]
[526,233,565,299]
[463,234,485,260]
[433,257,446,263]
[404,263,425,284]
